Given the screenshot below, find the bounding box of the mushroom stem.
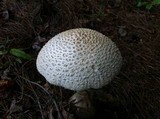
[69,90,95,119]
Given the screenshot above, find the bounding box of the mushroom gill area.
[0,0,160,119]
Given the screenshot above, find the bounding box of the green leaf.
[9,48,32,60]
[137,1,148,7]
[146,3,153,9]
[136,0,160,9]
[153,0,160,4]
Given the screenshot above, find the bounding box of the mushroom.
[36,28,122,117]
[36,28,122,91]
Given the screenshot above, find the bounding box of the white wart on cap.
[36,28,122,91]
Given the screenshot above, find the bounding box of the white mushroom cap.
[36,28,122,91]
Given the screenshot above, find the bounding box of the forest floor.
[0,0,160,119]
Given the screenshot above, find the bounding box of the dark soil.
[0,0,160,119]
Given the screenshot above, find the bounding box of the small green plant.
[137,0,160,10]
[0,48,32,64]
[9,48,32,63]
[0,38,32,64]
[9,48,32,60]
